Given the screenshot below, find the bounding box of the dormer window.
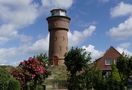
[105,58,112,65]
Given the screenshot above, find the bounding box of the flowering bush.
[11,68,26,87]
[11,54,49,89]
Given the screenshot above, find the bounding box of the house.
[95,46,121,75]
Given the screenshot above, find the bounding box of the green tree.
[116,54,132,87]
[64,47,91,90]
[106,64,124,90]
[111,64,121,82]
[83,66,106,90]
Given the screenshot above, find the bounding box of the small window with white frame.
[114,59,116,64]
[105,58,112,65]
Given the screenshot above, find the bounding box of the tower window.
[66,46,68,50]
[59,46,62,51]
[54,36,57,41]
[63,36,65,41]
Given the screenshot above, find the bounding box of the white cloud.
[0,24,17,44]
[0,0,39,26]
[0,47,23,65]
[0,37,8,44]
[0,36,49,65]
[29,35,49,54]
[108,17,132,39]
[17,35,32,44]
[42,0,73,9]
[68,25,96,47]
[116,43,132,56]
[111,2,132,17]
[118,42,131,49]
[82,45,103,61]
[108,2,132,40]
[0,0,39,44]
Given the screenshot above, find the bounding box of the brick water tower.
[47,9,70,65]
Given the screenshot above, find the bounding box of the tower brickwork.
[47,9,70,65]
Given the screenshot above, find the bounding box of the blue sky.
[0,0,132,65]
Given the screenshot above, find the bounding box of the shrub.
[11,68,27,87]
[0,68,11,90]
[0,68,20,90]
[7,79,20,90]
[11,54,49,89]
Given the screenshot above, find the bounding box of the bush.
[7,79,20,90]
[0,68,20,90]
[0,68,11,90]
[11,54,49,89]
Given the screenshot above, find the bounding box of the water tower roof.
[50,9,67,16]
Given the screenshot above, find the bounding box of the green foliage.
[51,66,68,81]
[65,47,91,75]
[0,68,20,90]
[116,54,132,87]
[0,68,10,90]
[86,67,105,90]
[105,64,124,90]
[35,53,48,63]
[64,47,127,90]
[7,79,20,90]
[128,56,132,77]
[106,78,123,90]
[91,65,124,90]
[117,55,129,77]
[87,66,124,90]
[64,47,91,90]
[67,74,84,90]
[111,64,121,82]
[0,65,14,73]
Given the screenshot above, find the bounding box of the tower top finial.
[50,9,67,16]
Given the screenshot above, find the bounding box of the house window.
[114,59,116,64]
[105,59,112,65]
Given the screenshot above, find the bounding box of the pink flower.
[39,69,44,74]
[20,61,25,65]
[29,57,33,61]
[32,74,36,79]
